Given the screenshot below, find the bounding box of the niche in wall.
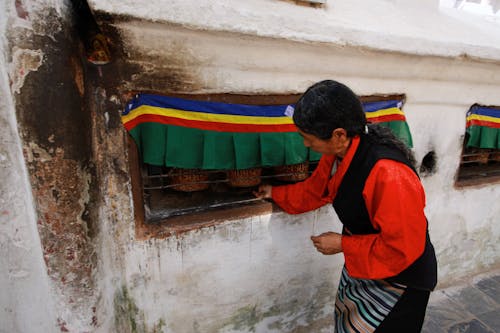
[455,104,500,187]
[124,92,409,234]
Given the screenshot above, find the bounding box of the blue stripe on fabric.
[345,306,363,333]
[338,270,368,332]
[124,94,404,118]
[335,267,406,333]
[350,279,381,317]
[124,93,292,117]
[345,284,381,327]
[373,280,403,301]
[354,282,387,321]
[367,281,397,305]
[335,303,347,333]
[363,100,402,113]
[468,105,500,118]
[359,280,394,314]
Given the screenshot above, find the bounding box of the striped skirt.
[335,266,407,333]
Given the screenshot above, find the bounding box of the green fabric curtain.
[129,124,319,170]
[123,94,412,169]
[378,120,413,148]
[466,105,500,149]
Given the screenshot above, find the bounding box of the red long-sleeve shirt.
[272,136,427,280]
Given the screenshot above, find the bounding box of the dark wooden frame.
[127,92,406,238]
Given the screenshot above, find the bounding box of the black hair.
[293,80,366,139]
[366,123,416,167]
[294,79,415,166]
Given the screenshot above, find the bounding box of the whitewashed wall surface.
[1,0,499,332]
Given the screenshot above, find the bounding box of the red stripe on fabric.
[124,114,298,133]
[466,119,500,129]
[366,114,406,123]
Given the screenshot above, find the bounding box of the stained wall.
[1,0,499,332]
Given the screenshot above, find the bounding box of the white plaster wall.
[106,13,500,331]
[2,0,498,331]
[118,208,343,333]
[89,0,500,61]
[0,2,57,332]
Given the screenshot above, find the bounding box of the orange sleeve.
[271,156,335,214]
[341,159,427,279]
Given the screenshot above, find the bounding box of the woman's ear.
[332,128,348,139]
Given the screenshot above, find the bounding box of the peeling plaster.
[22,140,99,332]
[1,3,58,330]
[2,0,500,332]
[22,3,66,41]
[24,142,95,297]
[9,47,43,94]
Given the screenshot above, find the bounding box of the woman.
[254,80,437,332]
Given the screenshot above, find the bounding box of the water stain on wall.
[114,286,166,333]
[9,9,99,319]
[93,14,204,94]
[220,281,335,332]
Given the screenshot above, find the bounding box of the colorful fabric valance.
[365,100,413,148]
[122,94,412,169]
[466,105,500,149]
[122,94,317,170]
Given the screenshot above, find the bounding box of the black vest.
[333,134,437,291]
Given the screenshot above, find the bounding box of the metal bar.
[143,172,313,190]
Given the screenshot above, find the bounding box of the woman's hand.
[253,184,272,199]
[311,232,343,255]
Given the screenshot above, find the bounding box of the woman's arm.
[254,155,335,214]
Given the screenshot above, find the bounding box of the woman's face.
[298,128,351,157]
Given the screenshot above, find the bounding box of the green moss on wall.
[113,286,166,333]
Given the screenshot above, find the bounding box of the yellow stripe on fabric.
[122,105,294,125]
[365,107,405,119]
[466,114,500,124]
